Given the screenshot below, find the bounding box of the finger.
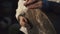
[24,0,37,6]
[19,16,27,23]
[23,17,27,23]
[24,0,29,2]
[20,22,25,26]
[27,1,43,9]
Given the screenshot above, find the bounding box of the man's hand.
[24,0,37,5]
[24,0,43,9]
[19,16,27,27]
[19,16,31,30]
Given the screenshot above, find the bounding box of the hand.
[24,0,43,9]
[24,0,37,5]
[19,16,27,27]
[19,16,31,30]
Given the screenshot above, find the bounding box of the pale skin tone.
[19,16,31,30]
[19,16,27,27]
[24,0,43,9]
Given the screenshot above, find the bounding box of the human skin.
[19,16,27,27]
[24,0,43,9]
[19,16,31,30]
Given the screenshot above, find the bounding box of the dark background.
[0,0,18,34]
